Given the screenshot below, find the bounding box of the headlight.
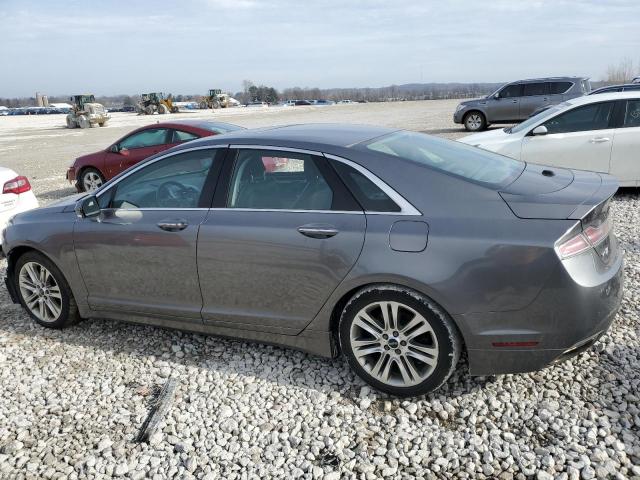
[455,104,467,113]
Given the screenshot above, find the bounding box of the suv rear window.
[357,131,524,188]
[549,81,573,94]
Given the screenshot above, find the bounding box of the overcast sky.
[1,0,638,97]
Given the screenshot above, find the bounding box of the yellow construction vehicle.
[199,89,230,109]
[137,93,179,115]
[66,95,109,128]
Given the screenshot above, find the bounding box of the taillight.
[555,219,611,260]
[556,233,591,259]
[584,221,611,246]
[3,176,31,195]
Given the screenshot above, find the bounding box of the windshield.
[358,131,524,188]
[508,103,567,134]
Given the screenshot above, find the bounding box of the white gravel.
[0,102,639,479]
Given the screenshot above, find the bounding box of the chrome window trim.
[229,144,322,156]
[100,207,209,212]
[323,153,422,216]
[210,208,364,215]
[95,144,228,203]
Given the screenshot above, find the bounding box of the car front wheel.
[15,251,80,329]
[339,285,462,397]
[463,111,487,132]
[79,167,105,192]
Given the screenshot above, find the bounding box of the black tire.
[77,167,105,192]
[14,251,81,329]
[339,285,462,397]
[463,111,487,132]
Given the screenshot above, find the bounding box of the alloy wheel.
[82,171,103,191]
[349,301,439,387]
[18,262,63,323]
[466,113,482,130]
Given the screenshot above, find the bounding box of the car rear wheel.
[463,111,486,132]
[15,251,80,329]
[79,167,105,192]
[339,285,462,397]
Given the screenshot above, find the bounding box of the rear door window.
[543,102,616,134]
[499,84,523,98]
[227,150,334,210]
[548,82,573,94]
[523,83,548,96]
[621,99,640,128]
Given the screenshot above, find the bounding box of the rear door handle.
[297,225,339,239]
[589,137,610,143]
[158,220,188,232]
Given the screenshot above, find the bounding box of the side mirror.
[493,93,500,99]
[109,144,120,153]
[532,125,548,136]
[75,195,101,218]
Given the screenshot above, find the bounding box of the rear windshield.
[198,122,245,133]
[357,131,524,188]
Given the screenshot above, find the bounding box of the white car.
[0,168,38,247]
[459,91,640,186]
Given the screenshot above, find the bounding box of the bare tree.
[605,58,636,84]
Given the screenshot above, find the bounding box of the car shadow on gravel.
[36,186,78,202]
[0,298,501,404]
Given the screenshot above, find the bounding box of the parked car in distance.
[0,168,38,249]
[632,76,640,84]
[589,83,640,95]
[244,102,269,108]
[67,120,244,192]
[454,77,590,132]
[4,124,623,397]
[459,91,640,186]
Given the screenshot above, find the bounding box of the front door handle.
[297,225,339,239]
[158,220,188,232]
[589,137,610,144]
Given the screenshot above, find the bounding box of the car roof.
[564,90,640,106]
[186,123,398,149]
[591,83,640,91]
[509,77,587,83]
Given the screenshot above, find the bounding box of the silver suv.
[453,77,590,131]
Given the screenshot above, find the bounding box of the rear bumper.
[0,193,39,246]
[457,248,624,375]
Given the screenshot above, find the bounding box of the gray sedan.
[2,124,623,397]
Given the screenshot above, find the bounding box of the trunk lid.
[499,163,618,220]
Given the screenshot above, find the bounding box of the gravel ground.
[0,102,639,479]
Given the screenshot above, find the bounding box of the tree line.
[3,60,638,108]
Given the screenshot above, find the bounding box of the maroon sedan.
[67,120,244,191]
